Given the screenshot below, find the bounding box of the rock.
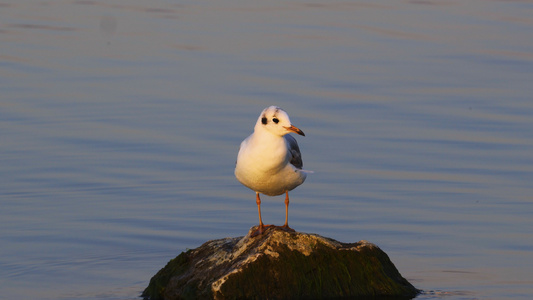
[142,226,419,300]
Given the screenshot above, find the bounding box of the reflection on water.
[1,0,533,299]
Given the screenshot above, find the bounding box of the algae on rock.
[142,227,419,300]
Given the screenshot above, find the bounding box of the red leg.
[251,193,273,237]
[257,192,264,228]
[280,191,295,232]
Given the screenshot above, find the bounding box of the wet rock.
[142,227,419,300]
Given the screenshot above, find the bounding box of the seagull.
[235,106,309,236]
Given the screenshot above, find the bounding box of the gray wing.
[284,134,303,169]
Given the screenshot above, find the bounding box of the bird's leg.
[251,193,273,237]
[283,191,289,227]
[280,191,295,232]
[256,192,264,229]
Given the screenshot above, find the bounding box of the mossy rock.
[142,227,419,300]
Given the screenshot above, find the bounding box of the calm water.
[1,0,533,299]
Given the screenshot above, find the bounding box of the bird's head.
[255,106,305,137]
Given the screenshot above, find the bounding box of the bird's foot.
[277,224,296,233]
[251,224,275,237]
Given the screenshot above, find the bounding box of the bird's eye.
[272,118,279,124]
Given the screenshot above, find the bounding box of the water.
[1,0,532,299]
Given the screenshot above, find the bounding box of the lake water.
[1,0,532,299]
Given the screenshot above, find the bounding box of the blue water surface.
[1,1,532,299]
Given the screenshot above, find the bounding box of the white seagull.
[235,106,309,236]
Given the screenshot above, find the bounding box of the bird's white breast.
[235,133,306,196]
